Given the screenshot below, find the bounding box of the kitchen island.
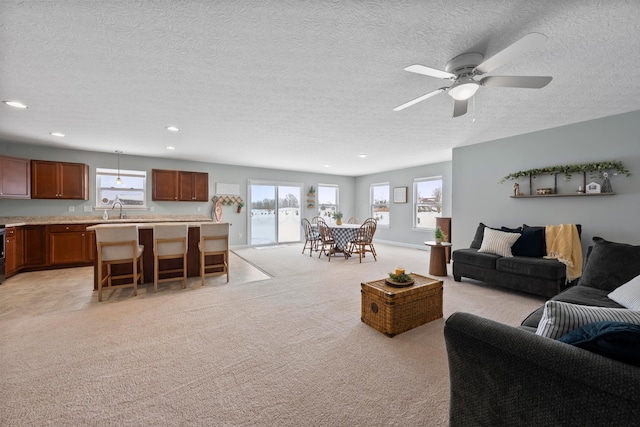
[0,215,219,283]
[88,221,227,289]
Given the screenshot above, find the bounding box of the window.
[370,183,390,226]
[96,168,147,209]
[317,184,339,224]
[414,176,443,230]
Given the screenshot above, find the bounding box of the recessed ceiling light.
[3,100,28,109]
[166,146,176,150]
[324,164,331,168]
[50,132,65,137]
[166,126,179,132]
[359,154,367,158]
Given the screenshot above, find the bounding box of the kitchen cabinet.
[0,155,31,199]
[152,169,179,201]
[152,169,208,201]
[23,225,47,268]
[179,171,208,201]
[6,227,24,277]
[48,224,87,265]
[31,160,89,200]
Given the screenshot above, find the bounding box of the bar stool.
[199,223,229,285]
[95,225,144,302]
[153,224,188,292]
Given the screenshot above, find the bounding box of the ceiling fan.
[393,32,553,117]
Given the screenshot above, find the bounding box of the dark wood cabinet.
[152,169,208,201]
[48,224,87,265]
[152,169,179,201]
[179,171,208,201]
[85,229,96,263]
[23,225,47,268]
[0,155,31,199]
[31,160,89,200]
[6,227,23,277]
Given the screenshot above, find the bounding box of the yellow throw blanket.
[544,224,583,282]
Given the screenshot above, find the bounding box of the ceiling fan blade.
[404,65,455,79]
[452,99,468,118]
[393,88,447,111]
[474,33,548,75]
[480,75,552,88]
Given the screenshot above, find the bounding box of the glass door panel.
[278,185,301,243]
[250,185,276,246]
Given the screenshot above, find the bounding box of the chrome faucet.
[112,201,125,219]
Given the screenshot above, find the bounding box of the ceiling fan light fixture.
[448,79,480,101]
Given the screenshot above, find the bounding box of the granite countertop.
[0,215,214,227]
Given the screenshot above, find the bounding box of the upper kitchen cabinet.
[179,171,208,201]
[0,155,31,199]
[31,160,89,200]
[152,169,208,202]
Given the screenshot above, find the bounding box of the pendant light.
[115,150,123,185]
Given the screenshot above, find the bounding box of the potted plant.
[333,211,343,225]
[307,185,316,197]
[237,201,245,213]
[434,226,447,244]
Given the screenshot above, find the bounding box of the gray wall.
[452,110,640,254]
[354,161,453,249]
[0,142,356,246]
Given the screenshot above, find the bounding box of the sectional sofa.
[444,236,640,426]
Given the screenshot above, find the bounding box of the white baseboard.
[373,239,430,251]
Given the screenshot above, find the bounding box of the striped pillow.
[536,300,640,339]
[477,227,521,257]
[608,274,640,310]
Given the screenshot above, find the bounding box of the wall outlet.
[196,206,201,212]
[150,206,155,212]
[68,206,74,212]
[239,233,242,239]
[84,206,92,212]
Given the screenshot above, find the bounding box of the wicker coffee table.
[361,273,443,337]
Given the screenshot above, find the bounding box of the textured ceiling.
[1,1,639,176]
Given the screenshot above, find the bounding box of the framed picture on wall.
[393,187,408,203]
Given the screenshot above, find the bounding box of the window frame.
[95,167,147,210]
[413,176,443,231]
[317,184,339,224]
[370,182,390,227]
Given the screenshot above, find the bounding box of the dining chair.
[347,216,359,224]
[153,223,188,292]
[348,219,378,262]
[95,225,144,302]
[317,220,340,262]
[311,216,322,224]
[199,223,229,285]
[301,218,320,257]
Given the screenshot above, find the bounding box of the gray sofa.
[444,237,640,426]
[452,223,580,298]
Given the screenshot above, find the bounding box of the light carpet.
[0,243,545,426]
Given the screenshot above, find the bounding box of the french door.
[249,181,302,246]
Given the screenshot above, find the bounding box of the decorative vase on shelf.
[336,218,342,226]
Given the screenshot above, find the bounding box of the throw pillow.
[558,321,640,367]
[522,224,547,255]
[504,227,545,257]
[470,222,486,249]
[608,274,640,310]
[535,300,640,339]
[477,228,521,258]
[579,237,640,292]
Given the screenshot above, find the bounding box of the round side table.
[424,241,453,276]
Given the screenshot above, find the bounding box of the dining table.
[312,223,361,252]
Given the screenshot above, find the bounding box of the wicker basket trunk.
[361,274,443,337]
